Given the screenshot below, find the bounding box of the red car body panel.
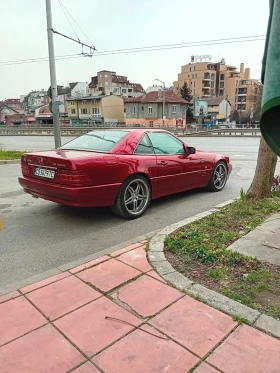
[18,129,232,207]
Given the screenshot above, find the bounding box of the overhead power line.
[0,35,265,67]
[57,0,95,49]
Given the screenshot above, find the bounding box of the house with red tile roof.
[124,91,187,127]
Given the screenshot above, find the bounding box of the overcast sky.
[0,0,269,99]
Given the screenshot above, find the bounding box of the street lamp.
[223,88,228,124]
[155,79,165,127]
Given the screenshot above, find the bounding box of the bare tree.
[246,0,277,199]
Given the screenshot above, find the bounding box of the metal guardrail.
[0,126,182,136]
[0,126,261,137]
[186,128,261,136]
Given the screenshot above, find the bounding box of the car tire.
[207,161,228,192]
[111,175,151,219]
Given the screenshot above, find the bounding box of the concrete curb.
[0,159,21,165]
[148,199,280,340]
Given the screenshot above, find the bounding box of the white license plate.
[34,168,55,179]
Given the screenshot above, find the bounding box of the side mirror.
[184,144,196,155]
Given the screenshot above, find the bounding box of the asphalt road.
[0,135,261,161]
[0,136,279,290]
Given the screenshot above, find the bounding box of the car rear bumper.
[18,176,121,207]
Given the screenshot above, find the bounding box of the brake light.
[58,170,92,186]
[21,156,29,176]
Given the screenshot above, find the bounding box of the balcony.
[203,84,210,88]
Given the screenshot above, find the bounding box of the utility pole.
[156,79,166,127]
[45,0,61,148]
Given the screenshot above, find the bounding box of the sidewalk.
[1,240,280,373]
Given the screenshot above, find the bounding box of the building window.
[148,107,153,114]
[92,99,97,104]
[70,101,75,105]
[211,81,214,88]
[219,89,224,96]
[172,105,177,113]
[128,89,133,93]
[80,108,88,114]
[182,106,186,113]
[71,109,76,114]
[132,106,136,114]
[192,74,194,78]
[194,66,196,71]
[92,108,100,114]
[105,74,108,78]
[82,100,87,105]
[220,74,225,80]
[194,81,196,88]
[190,67,192,71]
[211,73,215,80]
[122,89,127,93]
[220,81,224,88]
[211,89,214,95]
[195,74,197,78]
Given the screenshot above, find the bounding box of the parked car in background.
[19,129,232,219]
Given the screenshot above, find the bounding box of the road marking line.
[233,155,245,157]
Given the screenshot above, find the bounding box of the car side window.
[134,134,154,154]
[148,132,184,155]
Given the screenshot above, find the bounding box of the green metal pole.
[260,0,280,156]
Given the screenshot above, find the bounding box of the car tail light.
[21,156,29,176]
[58,170,92,186]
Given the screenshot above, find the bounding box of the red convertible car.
[19,129,232,219]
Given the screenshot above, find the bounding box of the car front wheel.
[207,161,228,192]
[112,175,151,219]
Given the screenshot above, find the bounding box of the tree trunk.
[246,136,277,199]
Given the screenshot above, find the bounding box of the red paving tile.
[150,295,237,357]
[69,256,110,274]
[27,276,101,320]
[207,324,280,373]
[192,362,219,373]
[93,325,199,373]
[117,275,183,317]
[0,291,20,304]
[72,361,101,372]
[0,324,84,373]
[147,270,166,283]
[110,242,143,257]
[117,246,152,272]
[54,296,141,357]
[0,297,46,346]
[77,259,141,292]
[20,271,70,294]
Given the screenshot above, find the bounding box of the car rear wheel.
[207,161,228,192]
[112,175,151,219]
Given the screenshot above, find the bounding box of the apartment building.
[88,70,145,98]
[174,59,259,114]
[66,95,125,124]
[22,90,48,114]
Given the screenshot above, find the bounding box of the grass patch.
[165,198,280,319]
[232,315,250,324]
[0,149,25,160]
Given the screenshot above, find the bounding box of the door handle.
[158,161,168,166]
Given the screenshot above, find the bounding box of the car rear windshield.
[60,130,129,152]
